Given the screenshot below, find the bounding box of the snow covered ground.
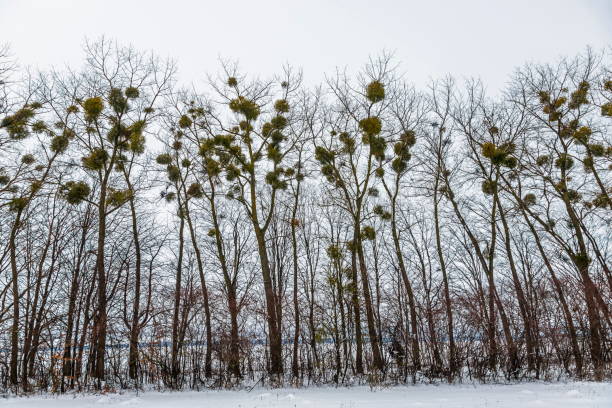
[1,382,610,407]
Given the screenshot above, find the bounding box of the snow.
[1,382,610,408]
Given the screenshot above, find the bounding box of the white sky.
[1,0,610,92]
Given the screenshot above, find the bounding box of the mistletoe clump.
[50,134,70,153]
[265,169,288,190]
[187,182,203,198]
[523,193,537,207]
[339,132,356,154]
[61,181,91,204]
[0,172,10,185]
[373,204,392,221]
[8,197,29,212]
[536,155,550,166]
[178,115,192,129]
[229,96,260,121]
[592,193,611,209]
[106,188,133,207]
[21,154,35,165]
[108,88,128,114]
[554,153,574,171]
[568,81,589,109]
[129,128,146,154]
[83,97,104,122]
[572,126,592,145]
[481,179,497,195]
[270,115,287,129]
[156,153,172,165]
[359,116,382,137]
[315,146,336,183]
[274,99,290,113]
[166,165,180,182]
[366,80,385,103]
[125,87,140,99]
[360,225,376,240]
[1,105,38,140]
[538,91,565,122]
[481,141,517,168]
[391,130,416,173]
[31,120,47,134]
[82,148,109,171]
[326,245,342,260]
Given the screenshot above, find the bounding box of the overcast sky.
[1,0,610,92]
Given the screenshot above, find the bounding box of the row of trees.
[0,40,610,392]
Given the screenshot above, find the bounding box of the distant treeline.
[0,40,610,392]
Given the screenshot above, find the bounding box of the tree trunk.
[90,183,108,383]
[349,236,364,375]
[183,199,213,378]
[433,185,456,377]
[355,227,384,372]
[290,203,301,380]
[495,192,536,372]
[9,209,23,387]
[254,227,283,377]
[126,189,142,382]
[171,208,186,388]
